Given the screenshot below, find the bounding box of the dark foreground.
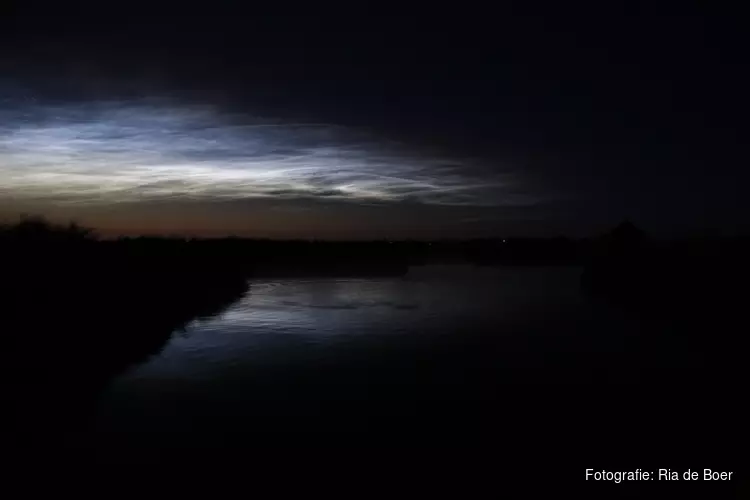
[3,220,746,497]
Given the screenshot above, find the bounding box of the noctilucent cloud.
[0,98,541,211]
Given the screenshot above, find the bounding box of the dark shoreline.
[4,218,748,481]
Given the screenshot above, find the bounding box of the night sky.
[1,5,747,239]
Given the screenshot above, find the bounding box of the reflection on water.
[88,265,686,445]
[114,266,585,381]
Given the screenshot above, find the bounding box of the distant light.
[503,239,507,243]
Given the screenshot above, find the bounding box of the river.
[79,264,701,453]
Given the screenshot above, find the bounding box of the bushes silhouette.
[2,216,250,444]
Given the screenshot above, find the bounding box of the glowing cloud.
[0,98,540,208]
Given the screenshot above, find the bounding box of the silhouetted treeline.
[181,238,424,276]
[581,220,750,335]
[461,237,589,266]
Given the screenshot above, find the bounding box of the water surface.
[87,265,688,447]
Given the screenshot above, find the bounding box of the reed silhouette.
[2,217,250,449]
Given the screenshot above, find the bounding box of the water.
[85,265,686,448]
